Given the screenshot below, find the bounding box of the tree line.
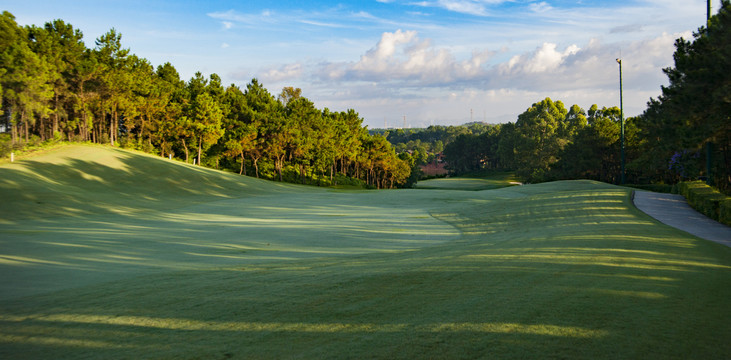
[2,2,729,192]
[0,11,410,188]
[440,2,730,193]
[441,102,638,184]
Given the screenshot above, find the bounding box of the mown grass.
[415,171,521,191]
[1,145,730,359]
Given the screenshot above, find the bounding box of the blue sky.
[3,0,716,127]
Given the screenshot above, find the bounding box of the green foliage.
[385,4,731,190]
[4,5,730,191]
[0,12,408,189]
[512,98,568,182]
[0,133,12,158]
[721,199,731,226]
[637,1,731,192]
[677,180,730,224]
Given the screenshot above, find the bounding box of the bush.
[0,134,11,158]
[721,199,731,226]
[677,180,730,225]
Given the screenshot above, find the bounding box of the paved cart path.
[633,191,731,247]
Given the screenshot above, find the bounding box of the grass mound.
[1,146,730,359]
[0,144,302,222]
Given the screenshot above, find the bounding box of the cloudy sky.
[4,0,716,127]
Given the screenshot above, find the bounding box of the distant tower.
[403,115,407,129]
[470,108,473,123]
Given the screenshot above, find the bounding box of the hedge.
[677,180,731,226]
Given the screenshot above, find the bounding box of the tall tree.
[222,84,258,175]
[278,86,302,106]
[94,28,131,146]
[0,12,54,144]
[553,105,621,182]
[26,19,85,139]
[189,92,224,166]
[513,97,568,182]
[637,1,731,191]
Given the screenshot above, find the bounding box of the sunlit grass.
[415,171,520,190]
[1,145,730,359]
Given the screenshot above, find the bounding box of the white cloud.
[610,24,644,34]
[406,0,515,16]
[529,1,552,13]
[299,19,344,28]
[287,29,689,126]
[221,43,230,49]
[499,43,580,75]
[260,63,304,83]
[317,30,493,84]
[212,2,702,127]
[207,9,276,26]
[437,0,488,16]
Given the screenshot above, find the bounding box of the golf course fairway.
[1,145,729,359]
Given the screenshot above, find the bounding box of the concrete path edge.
[632,190,731,247]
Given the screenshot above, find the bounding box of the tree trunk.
[239,151,245,175]
[140,114,147,143]
[110,111,115,146]
[11,117,17,145]
[252,155,260,178]
[40,117,46,141]
[182,139,189,163]
[81,111,87,141]
[277,156,284,181]
[53,93,59,135]
[197,136,203,166]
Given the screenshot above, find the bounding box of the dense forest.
[0,11,410,188]
[2,2,730,193]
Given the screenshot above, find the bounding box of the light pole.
[706,0,713,185]
[616,58,625,185]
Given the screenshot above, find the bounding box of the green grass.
[415,171,521,191]
[1,145,730,359]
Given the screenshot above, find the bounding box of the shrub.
[0,134,11,158]
[678,180,730,225]
[721,199,731,226]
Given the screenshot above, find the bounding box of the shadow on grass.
[0,147,298,223]
[1,174,730,359]
[1,238,729,359]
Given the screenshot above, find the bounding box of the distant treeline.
[383,3,731,193]
[0,11,410,188]
[372,123,491,167]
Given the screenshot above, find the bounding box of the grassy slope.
[1,145,730,359]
